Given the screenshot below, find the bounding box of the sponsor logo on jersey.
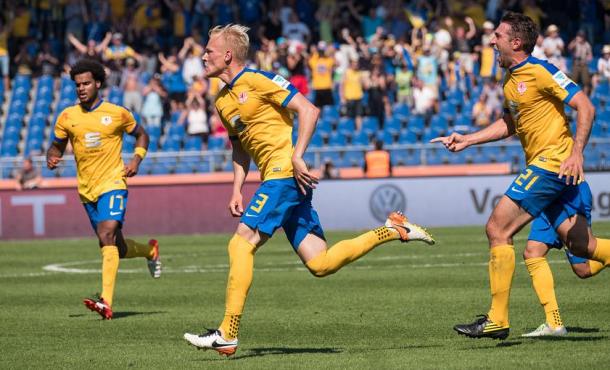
[272,74,290,89]
[84,132,102,148]
[238,91,248,104]
[517,81,527,95]
[101,116,113,126]
[552,70,573,89]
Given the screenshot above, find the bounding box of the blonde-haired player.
[183,24,434,356]
[47,59,161,320]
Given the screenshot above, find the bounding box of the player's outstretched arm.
[430,113,515,152]
[46,141,66,170]
[559,91,595,185]
[125,125,149,177]
[286,93,320,194]
[229,138,250,217]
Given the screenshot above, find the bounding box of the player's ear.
[224,49,232,64]
[95,80,102,89]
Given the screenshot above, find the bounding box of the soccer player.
[520,213,606,337]
[46,59,161,320]
[183,24,435,356]
[431,12,610,340]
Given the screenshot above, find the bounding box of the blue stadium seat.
[175,162,194,174]
[425,148,444,165]
[148,137,159,152]
[184,136,203,151]
[376,130,394,145]
[208,136,226,150]
[1,140,18,156]
[147,125,162,138]
[429,115,448,135]
[316,118,333,136]
[321,151,343,167]
[321,105,340,122]
[41,166,57,178]
[309,132,324,147]
[406,115,425,135]
[61,165,77,177]
[447,150,468,164]
[328,131,347,146]
[384,116,402,136]
[421,128,438,143]
[392,103,410,121]
[343,151,365,167]
[197,160,212,173]
[361,116,379,136]
[337,117,355,136]
[398,129,417,144]
[162,138,181,151]
[351,130,370,145]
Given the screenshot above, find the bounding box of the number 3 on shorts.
[250,193,269,213]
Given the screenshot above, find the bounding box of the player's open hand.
[47,155,61,169]
[124,159,140,177]
[559,150,585,185]
[228,192,244,217]
[292,156,319,195]
[430,132,469,152]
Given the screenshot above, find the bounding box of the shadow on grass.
[459,340,523,350]
[69,311,167,319]
[526,335,607,342]
[565,327,600,333]
[190,347,344,361]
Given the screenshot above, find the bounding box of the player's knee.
[571,264,592,279]
[96,229,116,246]
[485,220,507,245]
[305,255,334,278]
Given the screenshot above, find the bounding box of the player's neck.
[220,64,247,85]
[81,96,101,111]
[509,52,529,69]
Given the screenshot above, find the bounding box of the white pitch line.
[0,253,567,279]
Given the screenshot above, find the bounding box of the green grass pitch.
[2,223,610,369]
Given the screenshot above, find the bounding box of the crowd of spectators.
[1,0,610,153]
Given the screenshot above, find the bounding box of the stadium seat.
[321,105,340,123]
[392,103,410,121]
[309,132,324,147]
[384,116,402,136]
[337,117,355,136]
[429,115,448,136]
[321,150,343,167]
[343,150,365,167]
[184,136,203,151]
[361,116,379,136]
[207,136,226,150]
[328,131,347,146]
[376,130,394,145]
[316,118,333,137]
[351,130,370,146]
[406,115,425,135]
[398,129,417,144]
[61,165,77,177]
[41,166,57,178]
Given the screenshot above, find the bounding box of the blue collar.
[228,67,248,89]
[83,99,104,112]
[509,56,531,72]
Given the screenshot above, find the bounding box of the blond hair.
[209,24,250,63]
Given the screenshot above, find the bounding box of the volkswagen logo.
[369,185,406,223]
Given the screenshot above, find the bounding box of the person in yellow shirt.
[46,59,161,320]
[308,43,335,107]
[0,19,12,92]
[183,24,434,357]
[340,58,364,130]
[433,12,610,340]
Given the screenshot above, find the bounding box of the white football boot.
[521,323,567,337]
[385,211,435,245]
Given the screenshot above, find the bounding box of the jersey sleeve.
[121,107,138,135]
[536,64,581,103]
[253,71,299,108]
[216,106,239,139]
[52,110,69,143]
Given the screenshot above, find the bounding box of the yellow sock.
[486,245,514,328]
[124,239,154,259]
[305,226,398,277]
[219,234,257,340]
[588,259,606,276]
[592,238,610,265]
[525,257,563,328]
[100,246,120,307]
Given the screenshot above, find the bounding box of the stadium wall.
[2,173,610,239]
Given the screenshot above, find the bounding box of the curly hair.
[69,59,106,86]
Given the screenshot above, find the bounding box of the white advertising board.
[313,173,610,230]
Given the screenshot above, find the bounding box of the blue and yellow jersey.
[215,68,299,181]
[53,100,138,203]
[503,56,581,173]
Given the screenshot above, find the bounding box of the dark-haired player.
[46,59,161,320]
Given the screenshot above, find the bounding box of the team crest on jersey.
[238,91,248,104]
[100,116,113,126]
[517,82,527,95]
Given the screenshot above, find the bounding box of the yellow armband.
[134,147,147,159]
